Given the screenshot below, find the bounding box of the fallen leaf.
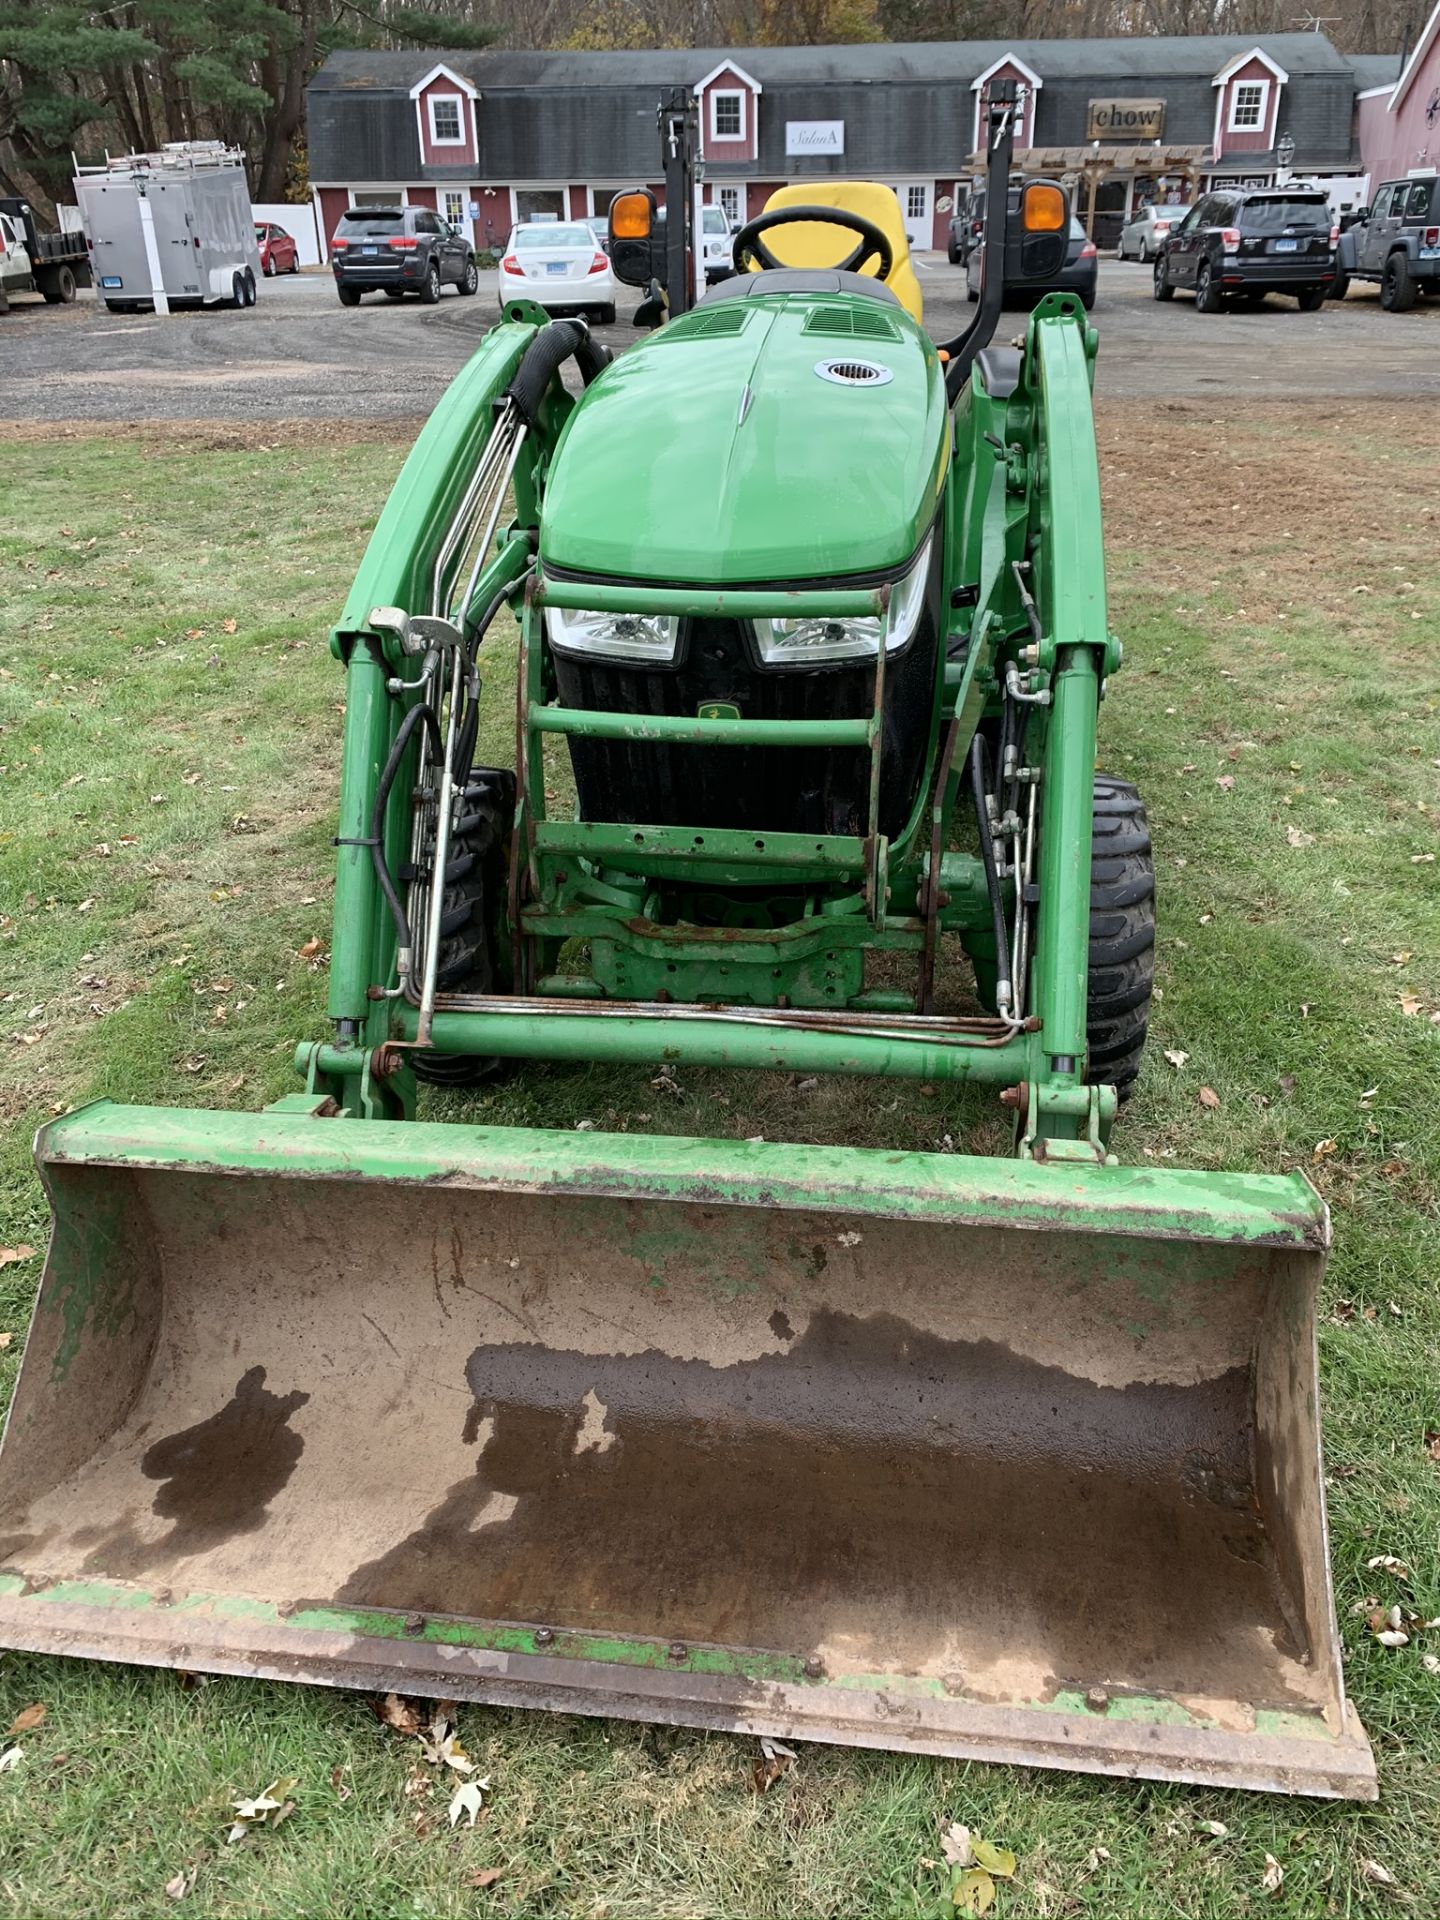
[375,1692,423,1735]
[0,1747,21,1772]
[420,1725,474,1775]
[1082,1846,1110,1875]
[953,1868,996,1915]
[942,1824,973,1868]
[1422,1653,1440,1675]
[0,1246,36,1268]
[1262,1853,1284,1894]
[1366,1554,1410,1580]
[1424,1430,1440,1464]
[0,1333,11,1349]
[1215,774,1235,792]
[466,1866,504,1889]
[226,1776,298,1844]
[448,1777,488,1828]
[1286,825,1314,848]
[1197,1086,1220,1109]
[971,1839,1016,1878]
[1375,1628,1410,1647]
[164,1867,197,1901]
[1361,1859,1397,1887]
[221,618,238,635]
[6,1704,45,1736]
[1196,1819,1229,1839]
[1278,1073,1297,1096]
[1163,1048,1189,1070]
[1312,1138,1338,1163]
[751,1736,797,1794]
[298,937,323,960]
[1399,994,1422,1017]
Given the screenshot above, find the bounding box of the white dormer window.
[428,94,466,145]
[1228,80,1268,131]
[711,91,745,141]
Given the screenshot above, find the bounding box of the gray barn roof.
[310,34,1362,94]
[1348,51,1404,89]
[308,35,1393,186]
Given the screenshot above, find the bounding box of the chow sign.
[1086,99,1166,140]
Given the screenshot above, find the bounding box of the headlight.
[544,607,680,662]
[751,536,932,666]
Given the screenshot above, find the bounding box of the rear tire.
[411,768,517,1088]
[1381,251,1415,312]
[596,302,616,324]
[41,265,77,304]
[1153,256,1173,300]
[1328,268,1349,300]
[460,257,479,296]
[338,284,361,306]
[384,288,405,299]
[1296,285,1326,312]
[1195,261,1223,313]
[229,271,247,309]
[420,261,442,305]
[1085,777,1155,1099]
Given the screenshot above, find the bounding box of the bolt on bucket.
[0,1102,1374,1799]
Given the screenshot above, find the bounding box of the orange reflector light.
[610,192,653,240]
[1022,184,1066,233]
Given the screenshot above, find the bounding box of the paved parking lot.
[2,254,1436,423]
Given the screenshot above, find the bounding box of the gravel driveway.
[1,255,1436,424]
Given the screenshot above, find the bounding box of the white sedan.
[1117,204,1191,262]
[498,223,617,322]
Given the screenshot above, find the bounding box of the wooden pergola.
[960,144,1214,237]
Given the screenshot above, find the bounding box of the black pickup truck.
[0,196,92,313]
[1333,175,1440,310]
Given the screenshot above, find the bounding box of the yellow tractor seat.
[749,181,923,323]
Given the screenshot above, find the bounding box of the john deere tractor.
[0,87,1375,1799]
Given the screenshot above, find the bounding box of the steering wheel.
[731,205,894,282]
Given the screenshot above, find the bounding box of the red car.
[254,222,299,275]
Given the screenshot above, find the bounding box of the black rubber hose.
[572,328,613,385]
[969,734,1013,1011]
[503,319,608,426]
[371,700,442,954]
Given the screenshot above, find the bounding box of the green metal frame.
[313,292,1119,1152]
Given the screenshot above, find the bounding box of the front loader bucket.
[0,1103,1373,1798]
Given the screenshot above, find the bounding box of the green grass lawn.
[0,416,1437,1919]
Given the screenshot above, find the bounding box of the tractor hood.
[539,295,949,585]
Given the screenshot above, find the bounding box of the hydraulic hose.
[371,700,443,957]
[969,734,1013,1016]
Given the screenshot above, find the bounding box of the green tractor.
[0,89,1375,1798]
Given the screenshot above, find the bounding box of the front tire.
[1381,251,1416,312]
[1153,256,1173,301]
[411,768,517,1088]
[1086,777,1155,1098]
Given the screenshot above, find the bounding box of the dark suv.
[330,206,478,306]
[1153,189,1335,312]
[1334,176,1439,310]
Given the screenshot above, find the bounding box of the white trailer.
[75,143,260,315]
